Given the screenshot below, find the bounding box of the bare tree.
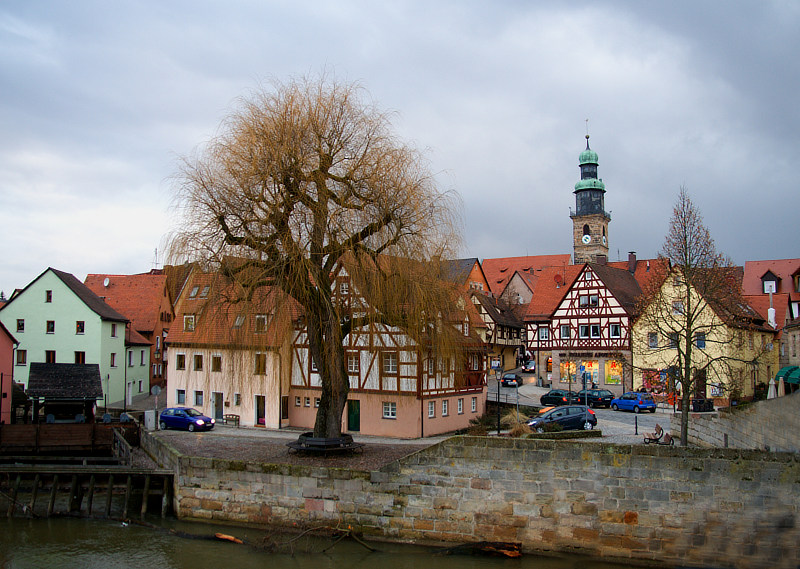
[168,76,464,438]
[635,188,769,446]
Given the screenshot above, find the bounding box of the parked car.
[527,405,597,432]
[501,373,522,387]
[521,360,536,373]
[539,389,579,407]
[610,392,657,413]
[575,389,615,408]
[159,407,216,431]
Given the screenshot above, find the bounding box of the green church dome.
[579,134,598,165]
[574,178,605,192]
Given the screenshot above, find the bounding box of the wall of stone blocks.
[678,390,800,452]
[144,432,800,568]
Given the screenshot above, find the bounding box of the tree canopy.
[169,76,465,437]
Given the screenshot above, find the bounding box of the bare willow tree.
[169,76,463,438]
[635,187,770,445]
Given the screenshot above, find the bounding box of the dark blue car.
[159,407,216,431]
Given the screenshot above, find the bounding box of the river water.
[0,517,638,569]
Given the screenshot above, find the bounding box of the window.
[538,327,549,341]
[648,332,658,349]
[255,314,268,333]
[428,401,435,418]
[668,332,678,348]
[347,352,360,374]
[310,357,318,373]
[382,401,397,419]
[560,325,570,339]
[128,351,134,367]
[46,320,55,334]
[138,380,142,392]
[45,290,52,302]
[140,350,146,365]
[589,294,598,307]
[212,355,222,372]
[672,301,684,315]
[304,397,310,407]
[189,286,200,298]
[183,315,195,332]
[199,285,210,298]
[156,336,161,350]
[177,389,186,404]
[314,398,320,408]
[579,295,589,308]
[16,319,24,333]
[471,397,477,413]
[111,323,117,337]
[255,353,267,374]
[463,320,470,336]
[194,391,204,406]
[590,325,601,338]
[234,393,241,406]
[427,357,436,375]
[16,350,26,365]
[442,400,449,416]
[695,332,706,349]
[579,325,590,339]
[610,324,621,338]
[458,398,464,414]
[340,281,350,295]
[76,321,85,334]
[193,354,203,371]
[383,352,398,375]
[233,315,245,328]
[176,354,186,370]
[45,350,56,363]
[110,353,117,367]
[295,396,301,406]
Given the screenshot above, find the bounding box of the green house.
[0,268,129,405]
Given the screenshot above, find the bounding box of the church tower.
[571,134,610,264]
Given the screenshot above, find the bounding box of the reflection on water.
[0,517,634,569]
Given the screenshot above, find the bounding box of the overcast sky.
[1,1,797,295]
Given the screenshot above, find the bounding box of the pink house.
[0,321,18,424]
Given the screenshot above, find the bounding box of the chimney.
[596,254,607,265]
[628,252,637,273]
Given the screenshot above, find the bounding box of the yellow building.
[632,267,779,401]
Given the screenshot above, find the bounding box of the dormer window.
[255,314,269,333]
[761,271,779,294]
[184,314,196,332]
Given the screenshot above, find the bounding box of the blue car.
[159,407,216,431]
[610,392,657,413]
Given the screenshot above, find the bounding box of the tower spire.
[570,132,610,264]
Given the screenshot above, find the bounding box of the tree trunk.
[308,306,349,439]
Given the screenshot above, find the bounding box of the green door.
[347,400,360,432]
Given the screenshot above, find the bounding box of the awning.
[786,368,800,385]
[775,366,799,382]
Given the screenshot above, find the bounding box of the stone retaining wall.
[678,390,800,452]
[144,431,800,568]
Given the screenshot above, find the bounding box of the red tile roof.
[744,293,788,336]
[523,265,583,321]
[482,255,571,295]
[743,259,800,300]
[84,273,169,334]
[169,271,302,349]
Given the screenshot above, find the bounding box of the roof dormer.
[760,270,779,294]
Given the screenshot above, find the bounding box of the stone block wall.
[144,431,800,568]
[678,390,800,452]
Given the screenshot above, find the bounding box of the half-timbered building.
[289,264,487,438]
[524,262,652,395]
[167,264,487,438]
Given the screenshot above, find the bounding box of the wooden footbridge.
[0,423,173,520]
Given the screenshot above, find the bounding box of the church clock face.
[581,234,591,244]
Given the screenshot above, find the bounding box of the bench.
[222,414,240,427]
[286,432,364,454]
